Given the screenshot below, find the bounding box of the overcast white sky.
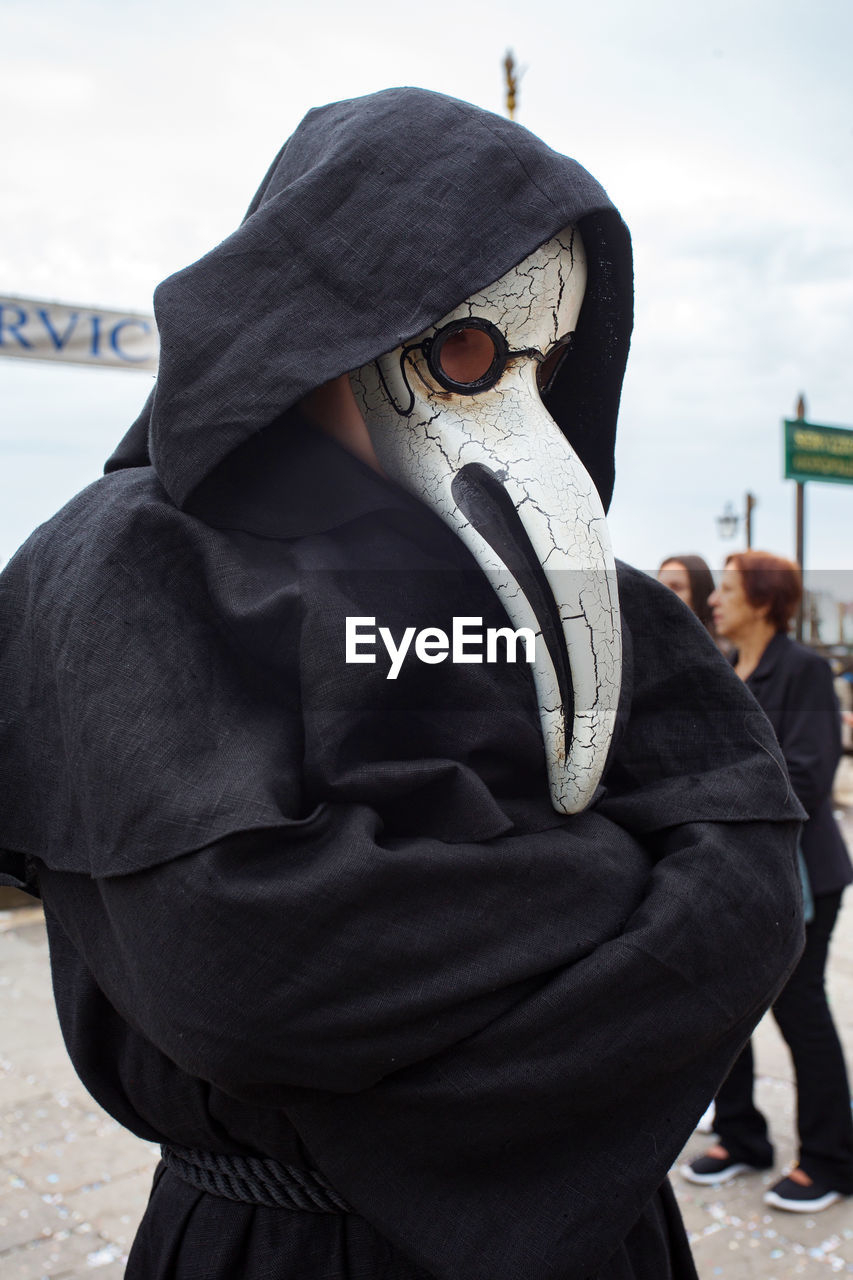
[2,0,852,602]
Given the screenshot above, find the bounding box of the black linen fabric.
[123,1167,436,1280]
[0,88,805,1280]
[8,424,803,1279]
[1,420,803,882]
[103,87,632,516]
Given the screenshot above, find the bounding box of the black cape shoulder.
[0,434,801,888]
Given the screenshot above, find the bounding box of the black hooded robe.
[0,89,803,1280]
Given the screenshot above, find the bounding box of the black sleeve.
[776,653,842,814]
[286,817,803,1280]
[40,806,802,1280]
[48,810,802,1099]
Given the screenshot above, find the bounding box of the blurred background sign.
[0,295,158,372]
[784,418,853,487]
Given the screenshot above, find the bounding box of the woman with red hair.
[682,550,853,1211]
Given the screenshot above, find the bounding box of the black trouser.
[715,890,853,1194]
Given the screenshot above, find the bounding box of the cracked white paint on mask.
[350,227,621,815]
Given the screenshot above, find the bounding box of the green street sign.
[784,418,853,486]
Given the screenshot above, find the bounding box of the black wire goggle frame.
[376,316,573,417]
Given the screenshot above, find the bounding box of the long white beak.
[355,361,621,815]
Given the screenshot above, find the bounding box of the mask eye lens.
[427,319,508,394]
[537,337,572,395]
[436,327,498,385]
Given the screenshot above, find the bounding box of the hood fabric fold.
[106,86,632,517]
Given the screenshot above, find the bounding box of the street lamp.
[715,493,757,547]
[716,501,739,540]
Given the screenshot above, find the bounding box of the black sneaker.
[679,1152,762,1185]
[763,1175,843,1213]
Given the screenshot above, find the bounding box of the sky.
[2,0,852,619]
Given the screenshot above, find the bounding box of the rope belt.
[160,1143,351,1214]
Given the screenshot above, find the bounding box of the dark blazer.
[746,632,852,896]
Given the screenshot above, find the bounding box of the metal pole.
[795,483,805,570]
[504,52,518,120]
[745,492,756,549]
[795,394,806,641]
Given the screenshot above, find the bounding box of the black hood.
[105,86,632,512]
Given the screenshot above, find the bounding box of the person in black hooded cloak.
[0,88,805,1280]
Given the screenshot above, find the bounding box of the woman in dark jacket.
[682,549,853,1211]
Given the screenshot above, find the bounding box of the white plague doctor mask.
[350,227,621,815]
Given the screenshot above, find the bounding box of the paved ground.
[672,763,853,1278]
[0,906,159,1278]
[674,885,853,1278]
[2,765,853,1277]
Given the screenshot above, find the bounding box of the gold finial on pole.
[504,50,518,120]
